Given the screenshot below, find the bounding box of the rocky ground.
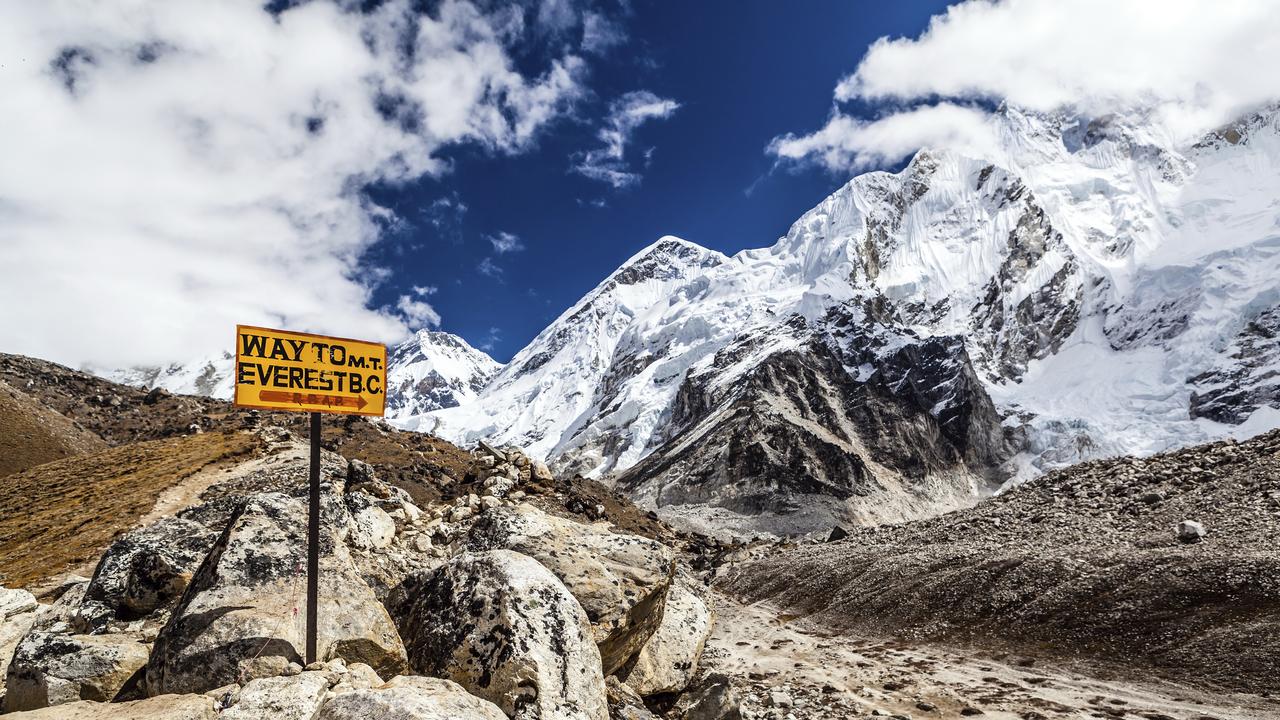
[698,594,1278,720]
[715,430,1280,707]
[0,353,1275,719]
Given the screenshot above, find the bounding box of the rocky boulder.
[0,587,39,686]
[318,675,508,720]
[5,631,149,710]
[83,517,216,619]
[146,493,407,695]
[346,494,396,551]
[673,673,743,720]
[220,670,331,720]
[2,693,217,719]
[390,549,608,720]
[618,580,712,696]
[1176,519,1207,543]
[467,504,674,674]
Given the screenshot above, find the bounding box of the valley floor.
[704,595,1279,720]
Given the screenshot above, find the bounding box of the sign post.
[232,325,386,664]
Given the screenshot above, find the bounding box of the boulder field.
[0,430,723,719]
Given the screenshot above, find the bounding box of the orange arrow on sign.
[258,389,368,410]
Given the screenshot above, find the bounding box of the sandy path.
[702,593,1278,720]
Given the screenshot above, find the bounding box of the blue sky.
[360,1,951,361]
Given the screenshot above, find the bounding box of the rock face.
[83,517,216,619]
[619,581,712,696]
[2,693,217,719]
[467,504,674,675]
[319,675,509,720]
[390,550,608,720]
[1189,304,1280,424]
[616,325,1013,536]
[146,493,407,695]
[5,631,149,710]
[220,670,331,720]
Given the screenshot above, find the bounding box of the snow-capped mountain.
[416,104,1280,534]
[100,329,501,419]
[383,330,502,420]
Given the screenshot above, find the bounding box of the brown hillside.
[0,378,107,477]
[0,430,260,589]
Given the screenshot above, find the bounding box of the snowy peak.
[384,330,502,420]
[420,236,728,457]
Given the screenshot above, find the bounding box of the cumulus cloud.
[487,231,526,254]
[395,293,441,330]
[771,0,1280,172]
[572,90,680,188]
[0,0,593,368]
[769,103,1000,172]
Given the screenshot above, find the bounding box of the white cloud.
[487,231,526,254]
[768,103,1000,171]
[0,0,591,368]
[395,294,442,330]
[411,285,437,296]
[771,0,1280,172]
[582,12,626,54]
[477,256,504,280]
[572,90,679,188]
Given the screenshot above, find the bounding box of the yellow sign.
[233,325,386,417]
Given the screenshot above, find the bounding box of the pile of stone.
[0,436,722,719]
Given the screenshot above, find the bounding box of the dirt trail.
[703,593,1278,720]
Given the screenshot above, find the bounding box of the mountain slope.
[422,104,1280,534]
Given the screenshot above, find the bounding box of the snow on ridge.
[424,103,1280,481]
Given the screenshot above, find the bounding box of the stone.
[619,581,712,696]
[467,504,674,674]
[827,526,849,542]
[347,494,396,550]
[204,683,240,710]
[220,671,330,720]
[390,550,608,720]
[146,493,407,695]
[329,662,383,695]
[83,518,216,619]
[1176,519,1207,543]
[0,587,39,685]
[1,693,217,719]
[318,675,507,720]
[675,673,743,720]
[606,676,658,720]
[0,587,38,619]
[530,459,554,482]
[5,631,150,710]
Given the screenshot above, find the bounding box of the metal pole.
[306,411,320,665]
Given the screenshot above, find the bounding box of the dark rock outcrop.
[389,550,608,720]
